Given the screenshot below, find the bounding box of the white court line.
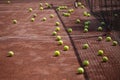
[0,35,99,42]
[0,9,53,13]
[0,34,102,40]
[0,36,52,41]
[71,34,103,37]
[0,6,22,7]
[0,11,28,13]
[0,36,69,42]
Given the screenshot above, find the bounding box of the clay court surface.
[0,0,120,80]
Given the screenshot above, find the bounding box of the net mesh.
[80,0,120,31]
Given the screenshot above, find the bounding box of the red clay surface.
[0,0,120,80]
[57,1,120,80]
[0,0,85,80]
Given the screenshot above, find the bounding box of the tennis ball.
[98,50,104,56]
[55,22,60,26]
[56,36,62,41]
[77,67,84,74]
[8,51,14,57]
[76,19,80,23]
[50,14,54,18]
[29,8,33,12]
[55,27,60,31]
[52,31,57,36]
[83,60,89,66]
[40,7,43,10]
[84,28,88,33]
[64,45,69,51]
[54,50,60,56]
[31,18,35,22]
[102,56,108,62]
[13,19,17,24]
[82,44,89,49]
[98,36,103,41]
[106,37,112,42]
[67,28,72,33]
[33,13,37,18]
[58,40,63,45]
[98,27,103,31]
[112,41,118,46]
